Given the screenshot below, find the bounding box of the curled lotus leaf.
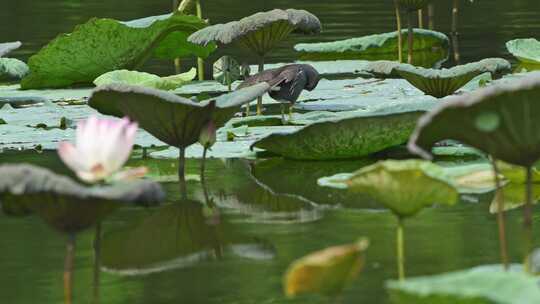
[284,238,369,297]
[506,38,540,65]
[409,73,540,167]
[88,82,269,148]
[397,0,434,10]
[0,58,29,81]
[0,164,165,234]
[0,41,22,57]
[93,68,196,90]
[345,160,458,218]
[387,266,540,304]
[188,9,321,56]
[21,13,214,89]
[251,105,427,160]
[393,59,511,98]
[294,29,448,60]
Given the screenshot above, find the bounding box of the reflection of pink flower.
[58,116,138,183]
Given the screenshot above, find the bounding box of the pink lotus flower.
[58,115,141,183]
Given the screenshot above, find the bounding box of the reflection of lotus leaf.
[294,29,448,61]
[88,83,269,148]
[188,9,321,56]
[409,74,540,167]
[0,164,164,233]
[387,266,540,303]
[251,106,427,160]
[345,160,458,218]
[394,59,511,98]
[21,13,214,89]
[506,38,540,65]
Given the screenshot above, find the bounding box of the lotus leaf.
[93,68,196,90]
[0,41,21,57]
[21,13,215,89]
[408,73,540,167]
[284,239,369,297]
[488,183,540,214]
[294,29,448,60]
[344,160,458,218]
[251,106,426,160]
[213,56,241,87]
[188,9,321,57]
[387,266,540,304]
[0,164,165,233]
[0,58,29,81]
[88,82,269,148]
[506,38,540,65]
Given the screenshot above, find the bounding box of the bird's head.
[303,64,321,91]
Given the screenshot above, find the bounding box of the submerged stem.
[491,159,509,271]
[256,57,265,115]
[397,217,405,281]
[524,166,534,273]
[64,233,76,304]
[407,10,414,64]
[92,223,102,304]
[178,147,187,199]
[196,0,204,81]
[393,0,403,63]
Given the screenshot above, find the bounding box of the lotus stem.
[407,10,414,64]
[417,9,424,28]
[427,4,435,30]
[92,222,102,304]
[173,0,181,74]
[288,104,293,122]
[524,166,534,273]
[64,233,76,304]
[280,104,286,125]
[397,217,405,281]
[196,0,204,81]
[256,57,265,115]
[451,0,461,64]
[178,147,187,199]
[393,0,403,63]
[226,71,232,92]
[200,146,208,182]
[491,159,509,271]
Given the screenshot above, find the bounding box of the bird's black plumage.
[237,64,320,105]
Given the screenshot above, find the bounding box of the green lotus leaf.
[0,164,165,234]
[345,160,458,218]
[188,9,321,57]
[88,82,269,148]
[0,41,21,57]
[506,38,540,65]
[387,266,540,304]
[394,59,511,98]
[294,29,448,61]
[94,68,196,90]
[251,106,427,160]
[489,183,540,214]
[409,73,540,167]
[20,13,215,89]
[397,0,434,10]
[0,58,29,81]
[284,238,369,297]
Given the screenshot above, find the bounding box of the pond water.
[2,0,540,303]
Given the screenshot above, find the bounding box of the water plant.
[284,238,369,298]
[0,41,28,81]
[93,68,196,90]
[506,38,540,65]
[20,12,215,89]
[213,56,241,91]
[395,0,434,63]
[343,160,458,280]
[188,8,322,115]
[0,164,164,304]
[88,82,269,193]
[408,73,540,271]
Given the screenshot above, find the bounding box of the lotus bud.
[199,120,216,149]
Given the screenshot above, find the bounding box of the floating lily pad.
[387,266,540,304]
[0,58,29,81]
[188,9,321,57]
[506,38,540,65]
[94,68,196,90]
[409,73,540,167]
[284,238,369,297]
[294,29,448,61]
[0,41,21,57]
[345,160,458,218]
[251,105,427,160]
[21,13,214,89]
[88,82,269,148]
[0,164,165,233]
